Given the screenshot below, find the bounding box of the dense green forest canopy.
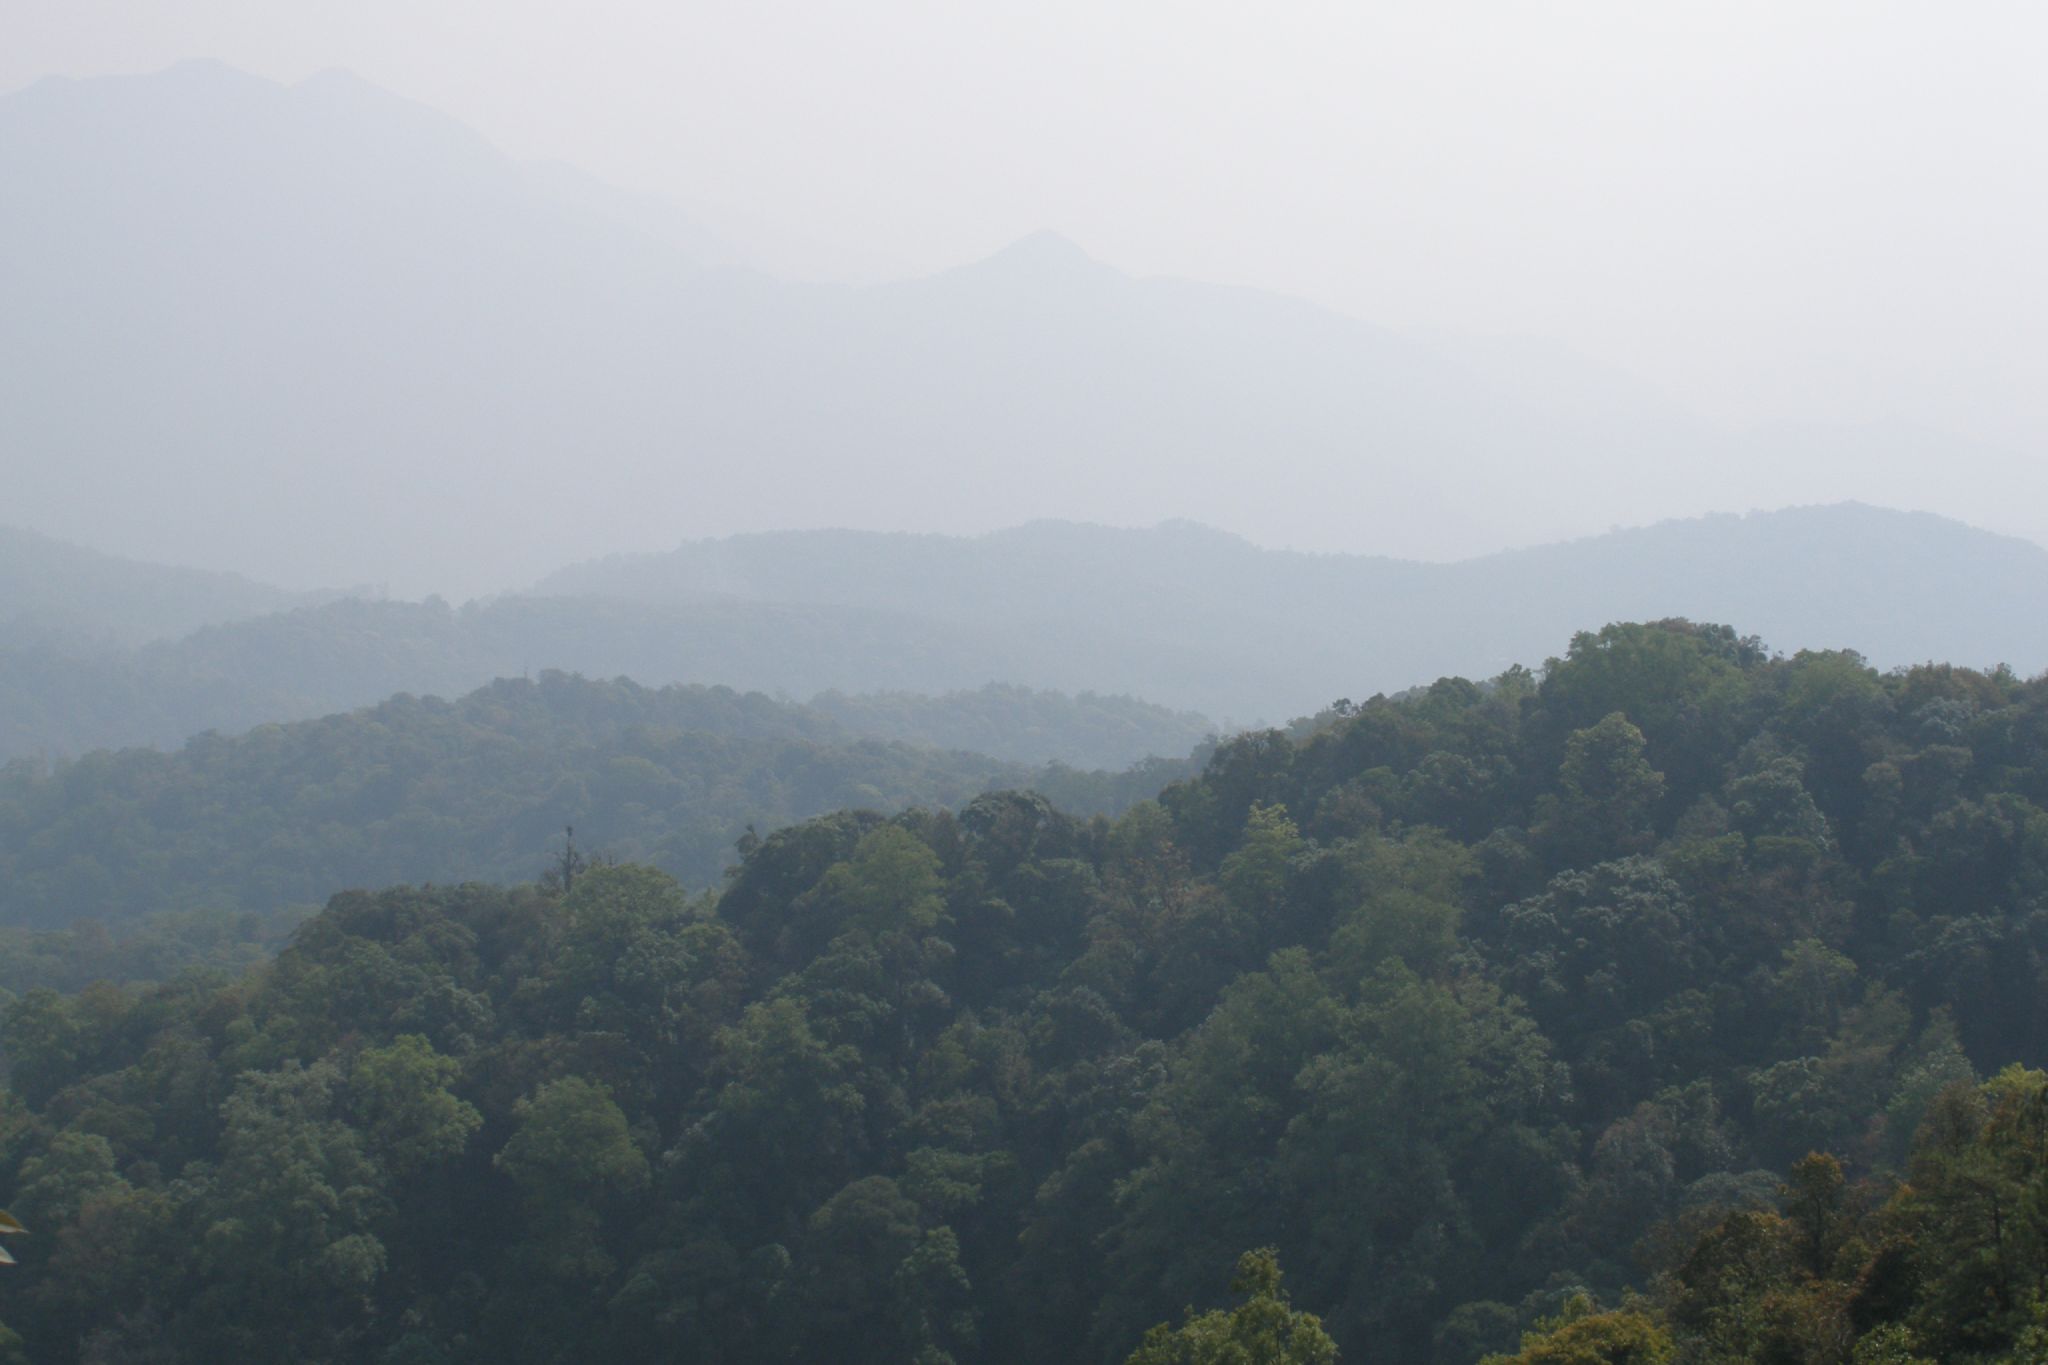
[4,620,2048,1362]
[0,672,1194,930]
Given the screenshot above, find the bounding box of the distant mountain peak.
[954,230,1116,281]
[995,229,1093,262]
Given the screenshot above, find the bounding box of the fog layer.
[4,63,2044,596]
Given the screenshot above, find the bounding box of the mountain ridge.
[5,501,2042,763]
[0,521,333,647]
[530,502,2048,715]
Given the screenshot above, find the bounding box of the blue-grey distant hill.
[533,503,2048,718]
[0,523,330,647]
[0,582,1213,769]
[5,503,2041,763]
[9,62,2042,598]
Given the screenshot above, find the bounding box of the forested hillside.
[6,620,2046,1361]
[0,672,1193,928]
[808,684,1213,767]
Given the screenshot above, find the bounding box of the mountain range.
[7,62,2043,598]
[4,502,2043,763]
[532,503,2048,717]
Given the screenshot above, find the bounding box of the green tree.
[184,1060,389,1359]
[494,1076,648,1201]
[348,1033,481,1178]
[1481,1294,1673,1364]
[1550,713,1666,859]
[1125,1248,1338,1365]
[1220,803,1302,923]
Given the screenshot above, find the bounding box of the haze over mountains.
[6,502,2045,765]
[535,502,2048,712]
[0,523,335,647]
[7,59,2047,776]
[7,61,2045,600]
[0,588,1214,768]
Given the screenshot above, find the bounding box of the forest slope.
[5,621,2047,1362]
[0,672,1190,927]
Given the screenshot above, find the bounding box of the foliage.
[0,672,1192,926]
[0,622,2044,1362]
[1125,1248,1338,1364]
[1480,1294,1673,1364]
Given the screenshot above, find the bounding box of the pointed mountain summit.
[917,229,1122,298]
[973,229,1108,274]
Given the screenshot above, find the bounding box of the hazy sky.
[9,1,2047,454]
